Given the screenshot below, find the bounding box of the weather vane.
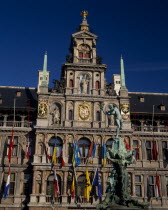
[80,11,88,20]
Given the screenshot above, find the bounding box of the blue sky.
[0,0,168,93]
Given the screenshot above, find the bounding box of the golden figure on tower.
[80,11,88,20]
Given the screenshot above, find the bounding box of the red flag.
[135,148,139,160]
[54,168,59,197]
[124,139,131,151]
[61,143,65,166]
[152,141,158,160]
[46,142,51,160]
[88,141,94,157]
[8,129,14,163]
[155,171,161,199]
[26,142,30,159]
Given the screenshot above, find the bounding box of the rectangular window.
[161,105,165,111]
[162,141,168,160]
[146,141,157,160]
[140,97,145,102]
[133,140,140,160]
[135,175,142,197]
[4,173,15,195]
[23,173,30,195]
[79,52,83,58]
[148,176,155,197]
[85,53,90,58]
[166,176,168,196]
[16,91,21,97]
[6,136,18,156]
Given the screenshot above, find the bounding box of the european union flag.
[72,140,81,167]
[92,168,102,198]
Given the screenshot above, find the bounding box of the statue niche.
[79,74,90,94]
[49,103,61,125]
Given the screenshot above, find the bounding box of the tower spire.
[41,52,48,86]
[80,11,89,31]
[120,55,126,88]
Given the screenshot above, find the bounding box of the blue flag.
[92,168,102,198]
[72,140,81,167]
[92,143,96,158]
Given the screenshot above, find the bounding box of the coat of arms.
[120,104,130,120]
[78,102,91,120]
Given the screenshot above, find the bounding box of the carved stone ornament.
[120,104,130,120]
[38,103,48,118]
[78,102,91,121]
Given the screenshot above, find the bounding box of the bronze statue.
[97,103,149,209]
[101,103,122,138]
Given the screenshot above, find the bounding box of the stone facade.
[0,14,168,210]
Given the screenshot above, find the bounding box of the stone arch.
[78,137,91,163]
[46,173,61,196]
[48,136,63,163]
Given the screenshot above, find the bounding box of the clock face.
[79,102,90,120]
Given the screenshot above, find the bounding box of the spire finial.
[120,55,126,88]
[80,11,89,31]
[43,51,47,72]
[80,11,88,20]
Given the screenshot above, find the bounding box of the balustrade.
[0,121,32,127]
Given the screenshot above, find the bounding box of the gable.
[72,30,98,39]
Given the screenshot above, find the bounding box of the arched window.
[46,174,61,197]
[78,138,91,163]
[48,137,63,163]
[95,81,100,89]
[76,174,93,202]
[69,110,73,120]
[96,111,101,121]
[69,79,73,87]
[77,175,85,200]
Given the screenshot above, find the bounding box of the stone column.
[161,175,167,206]
[144,174,148,202]
[3,115,8,127]
[62,171,68,203]
[140,120,144,132]
[158,139,163,168]
[14,172,21,203]
[39,171,46,203]
[21,115,26,127]
[157,121,161,132]
[141,140,146,167]
[30,171,37,203]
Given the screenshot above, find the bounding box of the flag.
[135,148,139,160]
[92,143,96,158]
[87,141,96,164]
[124,138,131,150]
[61,143,66,166]
[84,168,91,201]
[71,175,75,199]
[54,167,59,197]
[8,129,14,163]
[155,171,161,200]
[4,168,10,200]
[26,137,30,159]
[92,168,102,198]
[88,141,94,158]
[72,140,81,167]
[152,141,158,160]
[52,142,57,164]
[46,141,51,160]
[102,141,106,167]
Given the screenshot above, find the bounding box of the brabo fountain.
[97,103,150,210]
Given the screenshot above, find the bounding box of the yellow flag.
[103,158,106,167]
[84,168,91,201]
[71,175,75,199]
[52,143,57,164]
